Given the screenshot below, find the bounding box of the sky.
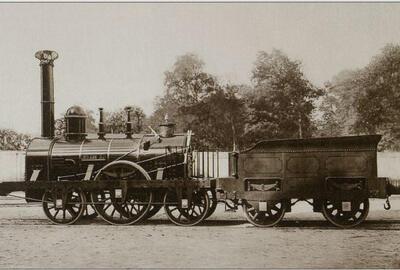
[1,3,400,135]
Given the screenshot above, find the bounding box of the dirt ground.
[0,194,400,269]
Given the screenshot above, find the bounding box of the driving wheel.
[204,190,218,219]
[80,192,98,220]
[143,192,164,220]
[91,160,153,225]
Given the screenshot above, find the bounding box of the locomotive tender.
[0,50,400,228]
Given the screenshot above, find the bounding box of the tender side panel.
[239,152,284,198]
[284,153,321,197]
[235,148,377,201]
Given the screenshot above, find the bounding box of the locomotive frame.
[0,50,399,228]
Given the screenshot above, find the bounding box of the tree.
[317,70,363,137]
[315,89,342,137]
[150,53,219,133]
[245,50,322,143]
[164,54,218,105]
[105,106,146,134]
[0,129,31,150]
[178,84,247,149]
[353,44,400,150]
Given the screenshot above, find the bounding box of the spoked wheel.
[204,190,218,219]
[322,198,369,228]
[91,161,153,225]
[81,204,98,219]
[142,191,164,220]
[81,192,98,220]
[144,205,163,219]
[164,189,210,226]
[243,200,287,227]
[42,189,86,225]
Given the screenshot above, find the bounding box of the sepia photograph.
[0,2,400,269]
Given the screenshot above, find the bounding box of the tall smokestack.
[35,50,58,138]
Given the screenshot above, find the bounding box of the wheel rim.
[204,190,218,219]
[42,189,85,225]
[322,198,369,228]
[164,190,210,226]
[91,161,153,225]
[144,205,163,219]
[243,200,286,227]
[81,204,98,219]
[142,192,164,220]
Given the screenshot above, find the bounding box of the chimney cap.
[35,50,58,65]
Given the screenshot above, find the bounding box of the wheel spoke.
[66,207,75,217]
[42,189,85,225]
[90,161,153,225]
[322,199,369,228]
[103,203,111,212]
[192,208,199,217]
[164,191,209,226]
[244,200,286,227]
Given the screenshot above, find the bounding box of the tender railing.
[191,150,230,179]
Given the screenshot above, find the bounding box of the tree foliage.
[317,70,362,137]
[150,53,220,134]
[320,44,400,150]
[164,54,218,105]
[0,129,31,150]
[150,53,248,149]
[354,44,400,150]
[315,90,342,137]
[105,106,146,134]
[245,50,322,142]
[179,85,247,149]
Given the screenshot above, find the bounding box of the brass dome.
[64,106,87,141]
[65,106,87,118]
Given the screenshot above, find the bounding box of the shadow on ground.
[2,216,400,230]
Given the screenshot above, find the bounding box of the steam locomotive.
[0,50,399,228]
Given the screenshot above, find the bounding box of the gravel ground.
[0,194,400,269]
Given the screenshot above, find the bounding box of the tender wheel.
[164,189,210,226]
[204,190,218,219]
[91,161,153,225]
[42,189,86,225]
[243,200,287,227]
[322,198,369,228]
